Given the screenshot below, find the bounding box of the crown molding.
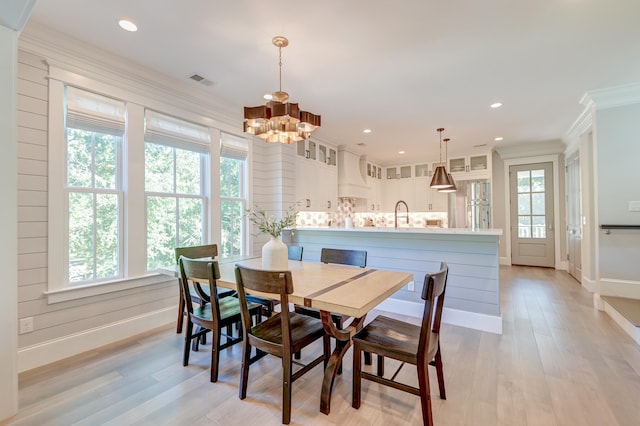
[18,21,241,134]
[581,82,640,110]
[495,139,565,160]
[0,0,37,31]
[564,103,594,154]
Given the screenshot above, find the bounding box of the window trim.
[220,144,249,258]
[46,66,248,303]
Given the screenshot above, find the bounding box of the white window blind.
[220,132,249,160]
[66,86,126,134]
[145,110,210,152]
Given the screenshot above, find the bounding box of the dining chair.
[174,244,235,334]
[294,247,367,372]
[235,265,330,425]
[178,256,262,382]
[244,245,304,317]
[352,262,449,426]
[287,245,303,261]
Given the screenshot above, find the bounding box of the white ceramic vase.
[261,236,288,270]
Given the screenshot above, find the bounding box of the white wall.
[493,141,567,268]
[0,22,19,421]
[250,141,296,255]
[594,103,640,297]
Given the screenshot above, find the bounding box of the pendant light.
[430,128,453,189]
[438,137,457,193]
[243,36,321,143]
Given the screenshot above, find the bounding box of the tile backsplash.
[296,198,448,228]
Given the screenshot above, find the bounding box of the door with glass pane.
[510,162,554,267]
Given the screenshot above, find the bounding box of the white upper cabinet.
[295,140,338,211]
[365,161,382,211]
[448,153,491,179]
[383,165,414,211]
[296,139,317,160]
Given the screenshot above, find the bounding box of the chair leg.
[417,359,433,426]
[192,327,200,351]
[176,293,185,334]
[239,341,251,400]
[210,326,221,383]
[352,342,362,409]
[226,323,233,340]
[322,335,331,369]
[183,321,193,366]
[282,352,292,425]
[434,345,446,399]
[377,354,384,377]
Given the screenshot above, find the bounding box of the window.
[220,133,249,258]
[49,71,247,302]
[64,87,125,285]
[144,110,210,270]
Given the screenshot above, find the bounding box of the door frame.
[502,154,562,269]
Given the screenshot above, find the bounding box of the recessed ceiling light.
[118,19,138,32]
[263,93,273,100]
[399,150,405,154]
[490,102,503,108]
[494,137,504,141]
[363,129,372,133]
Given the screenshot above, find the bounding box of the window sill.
[44,273,175,304]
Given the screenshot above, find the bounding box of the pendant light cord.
[437,128,444,165]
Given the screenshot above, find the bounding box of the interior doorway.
[509,162,555,267]
[566,152,582,282]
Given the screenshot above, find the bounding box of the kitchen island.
[284,227,503,334]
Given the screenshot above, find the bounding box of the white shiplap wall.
[16,50,178,368]
[250,140,297,255]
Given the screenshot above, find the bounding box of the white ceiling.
[26,0,640,165]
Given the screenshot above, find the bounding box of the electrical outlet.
[19,317,34,334]
[407,281,415,291]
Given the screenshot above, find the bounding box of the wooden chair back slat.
[320,248,367,268]
[174,244,218,263]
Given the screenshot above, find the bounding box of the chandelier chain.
[278,45,283,93]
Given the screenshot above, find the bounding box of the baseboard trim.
[602,299,640,345]
[582,276,596,292]
[376,298,503,335]
[499,256,511,266]
[599,278,640,299]
[17,306,176,373]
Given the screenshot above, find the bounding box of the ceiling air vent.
[188,73,214,87]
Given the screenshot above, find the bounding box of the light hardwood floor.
[4,266,640,425]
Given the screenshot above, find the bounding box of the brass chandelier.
[430,128,455,189]
[243,36,321,143]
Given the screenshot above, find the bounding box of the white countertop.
[293,226,503,236]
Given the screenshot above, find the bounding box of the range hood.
[338,147,371,199]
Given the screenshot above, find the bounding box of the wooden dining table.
[164,256,413,415]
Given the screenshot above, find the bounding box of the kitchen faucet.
[394,200,409,229]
